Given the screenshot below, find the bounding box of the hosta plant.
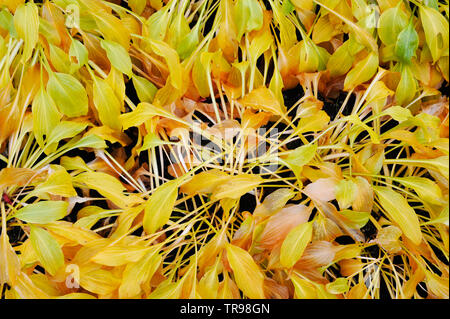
[0,0,448,299]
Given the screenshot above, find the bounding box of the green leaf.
[47,73,89,118]
[234,0,264,41]
[132,75,157,103]
[46,121,88,151]
[395,64,417,105]
[100,39,133,77]
[377,4,409,46]
[30,226,64,276]
[395,19,419,63]
[15,201,68,224]
[69,39,88,71]
[326,278,349,294]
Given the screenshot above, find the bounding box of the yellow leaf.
[0,209,20,285]
[73,172,130,208]
[30,226,64,276]
[119,245,162,298]
[291,274,317,298]
[150,40,183,90]
[238,87,285,117]
[374,186,422,245]
[79,266,121,295]
[225,243,265,299]
[143,179,179,234]
[32,87,61,147]
[33,166,76,197]
[47,72,89,118]
[14,2,39,62]
[92,76,122,131]
[420,6,449,63]
[344,52,379,91]
[280,221,313,268]
[395,176,444,206]
[335,179,357,210]
[211,174,263,200]
[91,244,151,267]
[45,221,101,246]
[180,169,230,195]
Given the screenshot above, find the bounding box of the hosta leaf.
[150,40,183,90]
[132,75,157,103]
[181,170,231,196]
[238,87,285,117]
[100,39,133,77]
[91,245,151,267]
[119,245,162,298]
[326,278,349,294]
[280,221,313,268]
[74,172,130,208]
[49,43,71,73]
[234,0,263,41]
[297,111,330,134]
[47,73,89,118]
[32,87,61,147]
[420,5,449,63]
[137,132,173,153]
[91,9,130,49]
[335,179,357,210]
[79,267,121,295]
[92,76,122,130]
[396,64,417,106]
[327,41,356,77]
[33,167,76,198]
[377,4,409,46]
[395,177,444,206]
[211,174,264,200]
[69,39,88,71]
[374,186,422,245]
[344,52,378,91]
[395,19,419,63]
[143,180,179,234]
[128,0,147,15]
[14,2,39,62]
[338,210,370,229]
[46,121,89,149]
[30,226,64,276]
[225,243,265,299]
[120,102,178,129]
[0,226,20,285]
[15,201,69,224]
[291,274,317,298]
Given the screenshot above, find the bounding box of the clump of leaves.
[0,0,448,299]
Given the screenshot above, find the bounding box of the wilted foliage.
[0,0,448,299]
